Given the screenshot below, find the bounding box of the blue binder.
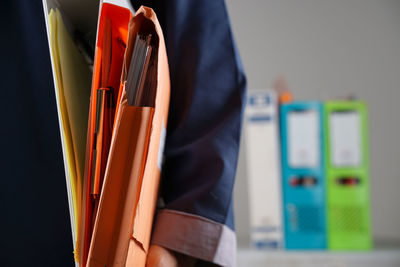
[280,102,327,249]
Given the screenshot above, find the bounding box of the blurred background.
[225,0,400,266]
[2,1,399,266]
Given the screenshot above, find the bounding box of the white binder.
[245,89,283,248]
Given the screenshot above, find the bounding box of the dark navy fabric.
[1,0,245,265]
[1,1,74,266]
[133,0,246,231]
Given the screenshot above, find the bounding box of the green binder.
[324,101,372,250]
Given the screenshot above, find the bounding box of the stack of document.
[42,1,170,266]
[46,7,92,258]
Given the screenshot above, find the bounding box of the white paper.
[330,111,362,167]
[287,110,320,168]
[103,0,134,11]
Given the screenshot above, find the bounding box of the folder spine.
[280,101,327,249]
[245,89,283,249]
[324,101,372,250]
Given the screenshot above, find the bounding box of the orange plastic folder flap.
[87,6,170,267]
[80,3,131,266]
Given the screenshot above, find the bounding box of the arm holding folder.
[132,1,247,266]
[42,0,245,265]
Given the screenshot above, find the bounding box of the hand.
[146,245,178,267]
[146,245,196,267]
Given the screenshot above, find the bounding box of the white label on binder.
[330,111,362,167]
[288,110,320,168]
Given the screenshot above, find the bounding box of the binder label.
[287,110,320,168]
[330,111,362,167]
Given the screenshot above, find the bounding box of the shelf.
[237,247,400,267]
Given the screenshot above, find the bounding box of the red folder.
[82,5,170,267]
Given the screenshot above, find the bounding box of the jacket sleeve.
[132,1,246,266]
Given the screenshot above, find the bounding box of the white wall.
[226,0,400,246]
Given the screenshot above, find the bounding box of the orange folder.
[79,3,132,265]
[83,5,170,267]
